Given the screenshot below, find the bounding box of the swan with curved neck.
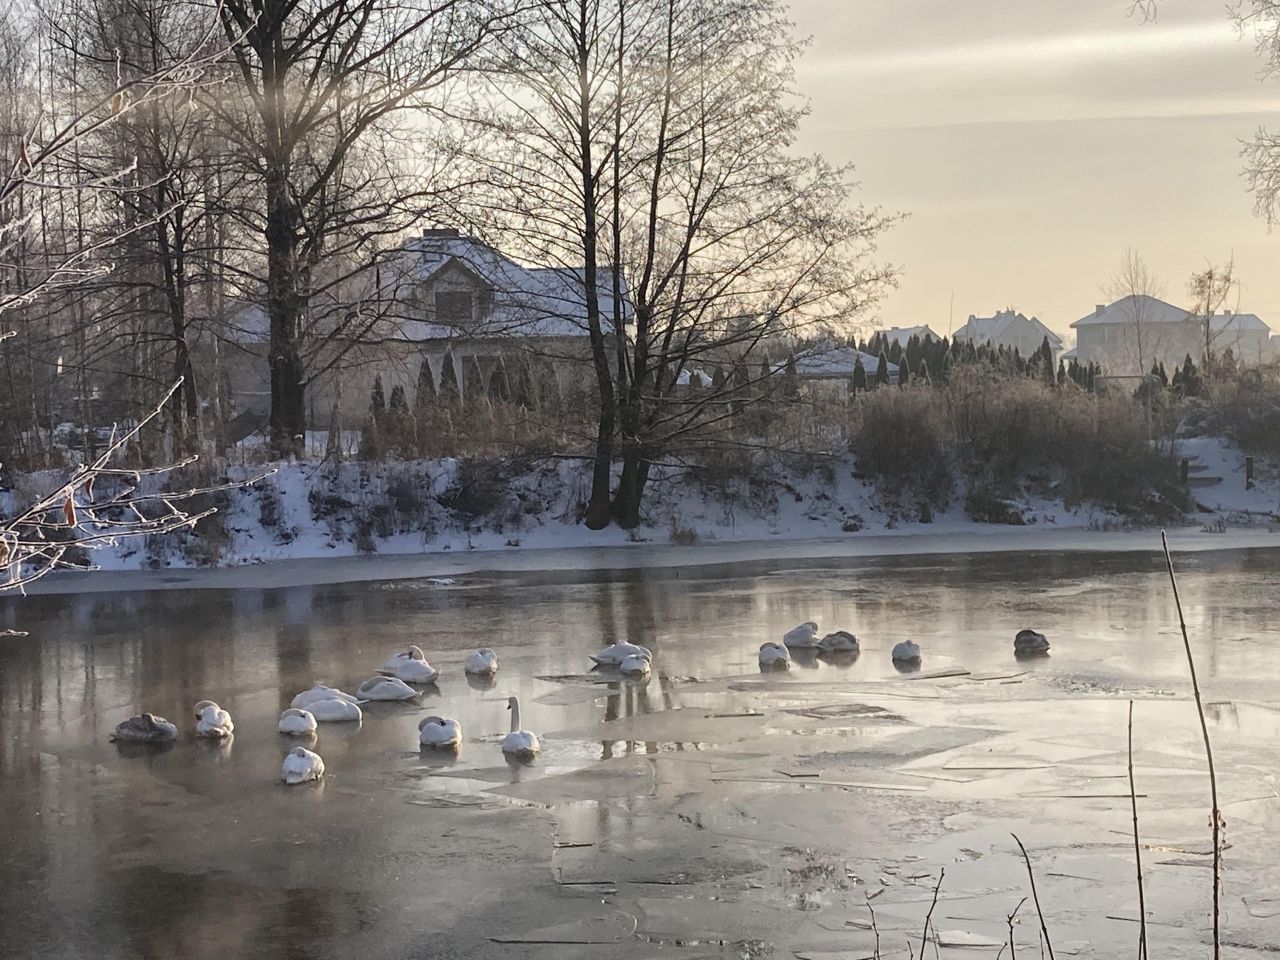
[379,645,427,674]
[356,676,421,701]
[501,696,540,760]
[281,746,324,785]
[419,715,462,749]
[110,713,178,743]
[783,622,820,648]
[758,642,791,669]
[278,708,318,735]
[590,643,652,667]
[818,631,860,654]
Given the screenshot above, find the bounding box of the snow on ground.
[10,437,1275,593]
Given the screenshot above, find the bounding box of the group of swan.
[762,623,1049,670]
[590,642,654,679]
[111,643,530,784]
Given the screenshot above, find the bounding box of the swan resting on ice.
[782,622,820,648]
[278,708,318,735]
[891,639,921,663]
[590,643,652,667]
[1014,629,1050,656]
[618,651,652,678]
[464,648,499,676]
[281,746,325,785]
[356,676,421,701]
[194,701,234,738]
[818,631,860,654]
[758,642,791,670]
[419,715,462,750]
[306,698,363,722]
[290,685,359,710]
[111,713,178,743]
[501,696,540,760]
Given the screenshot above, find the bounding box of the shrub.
[852,386,952,504]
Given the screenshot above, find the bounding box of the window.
[436,291,473,325]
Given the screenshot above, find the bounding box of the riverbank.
[23,522,1280,595]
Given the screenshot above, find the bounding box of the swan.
[501,696,540,760]
[306,697,363,722]
[392,657,439,684]
[590,643,652,666]
[110,713,178,743]
[618,652,652,679]
[819,631,860,654]
[278,708,318,735]
[195,701,234,738]
[291,685,359,710]
[418,715,462,750]
[281,746,325,785]
[1015,629,1050,656]
[758,642,792,670]
[356,676,420,701]
[891,639,921,663]
[464,648,499,676]
[783,622,820,648]
[379,645,427,673]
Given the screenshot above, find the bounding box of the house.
[953,309,1062,358]
[1071,296,1273,374]
[786,343,897,383]
[226,230,631,426]
[880,324,940,347]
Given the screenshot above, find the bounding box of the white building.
[953,309,1062,357]
[880,324,940,347]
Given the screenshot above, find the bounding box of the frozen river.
[2,545,1279,958]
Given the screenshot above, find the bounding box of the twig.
[1012,834,1056,960]
[1007,896,1027,960]
[920,867,944,957]
[867,897,882,960]
[1161,530,1222,960]
[1128,700,1149,960]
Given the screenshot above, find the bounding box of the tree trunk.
[612,446,649,529]
[265,167,307,458]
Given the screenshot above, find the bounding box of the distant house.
[785,343,897,383]
[880,324,940,347]
[953,309,1062,358]
[1071,296,1273,374]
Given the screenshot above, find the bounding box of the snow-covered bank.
[24,525,1280,596]
[10,440,1279,595]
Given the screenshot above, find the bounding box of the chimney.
[1222,308,1232,317]
[421,228,460,239]
[1094,304,1105,315]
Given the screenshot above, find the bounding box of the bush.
[852,386,952,504]
[1202,367,1280,458]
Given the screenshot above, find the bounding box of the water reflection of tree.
[600,673,682,760]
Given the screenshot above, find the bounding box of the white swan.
[195,701,234,738]
[281,746,325,785]
[464,648,499,676]
[783,622,820,648]
[819,631,860,654]
[1015,629,1050,656]
[392,657,439,684]
[590,642,652,666]
[290,685,359,710]
[619,652,652,679]
[891,639,921,663]
[501,696,540,760]
[378,645,427,674]
[356,676,420,701]
[278,708,318,735]
[418,715,462,750]
[758,642,792,669]
[306,697,363,722]
[110,713,178,743]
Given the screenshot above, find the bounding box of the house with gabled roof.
[880,324,940,347]
[952,309,1062,358]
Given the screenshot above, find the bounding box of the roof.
[1071,295,1190,328]
[391,233,631,340]
[881,325,940,346]
[1207,311,1270,334]
[783,344,898,379]
[955,309,1063,349]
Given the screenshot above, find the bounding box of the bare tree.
[1105,250,1168,376]
[1187,259,1240,378]
[211,0,512,457]
[470,0,895,529]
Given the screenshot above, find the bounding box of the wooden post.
[1180,458,1190,485]
[1246,456,1254,490]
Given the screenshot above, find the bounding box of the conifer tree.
[371,374,387,427]
[898,357,910,386]
[852,355,868,393]
[875,349,891,386]
[438,352,460,399]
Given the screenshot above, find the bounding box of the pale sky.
[789,0,1280,343]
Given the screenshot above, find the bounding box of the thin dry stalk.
[1012,834,1056,960]
[866,898,882,960]
[1007,896,1027,960]
[919,867,945,957]
[1128,700,1149,960]
[1161,531,1222,960]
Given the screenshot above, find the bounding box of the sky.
[788,0,1280,343]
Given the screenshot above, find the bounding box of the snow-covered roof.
[390,232,631,340]
[675,368,713,387]
[1071,295,1189,328]
[955,309,1063,349]
[880,324,940,346]
[1207,311,1270,334]
[783,345,898,379]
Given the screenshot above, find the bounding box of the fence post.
[1180,458,1189,486]
[1246,456,1254,490]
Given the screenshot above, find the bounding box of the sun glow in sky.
[790,0,1280,341]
